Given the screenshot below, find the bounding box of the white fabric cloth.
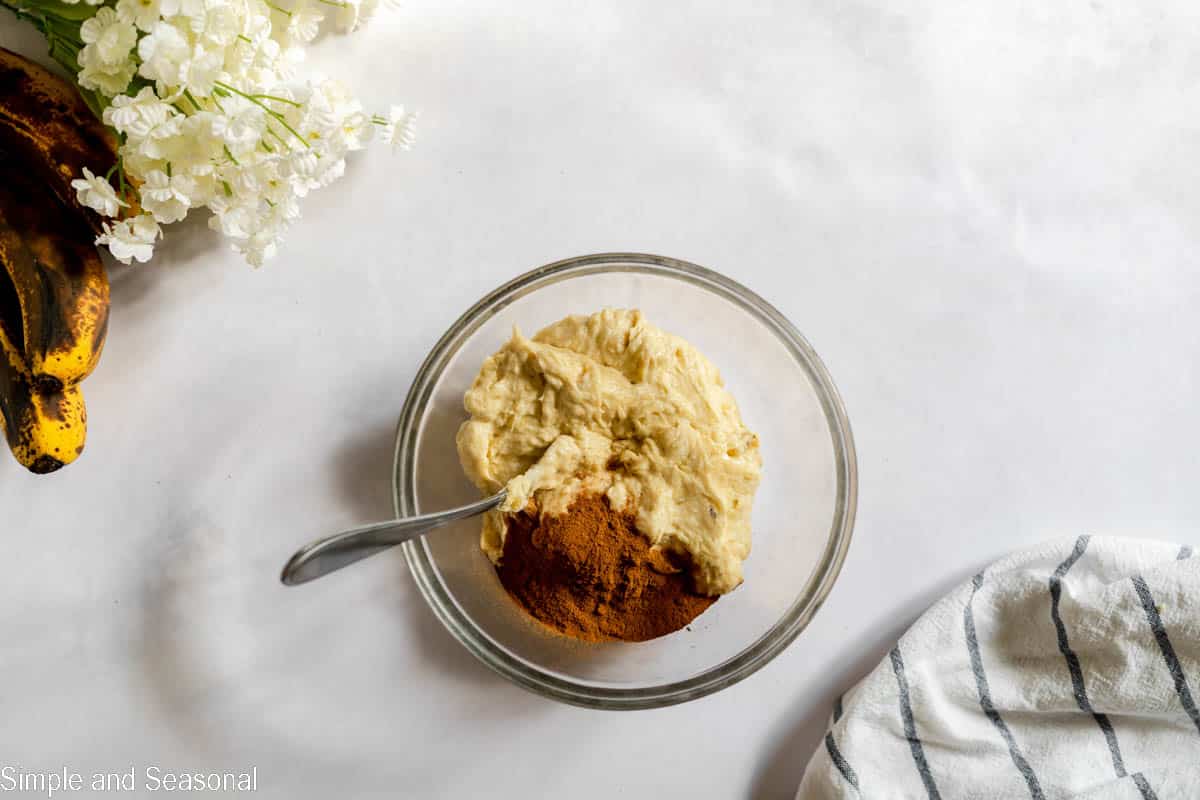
[799,537,1200,799]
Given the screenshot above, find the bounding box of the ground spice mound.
[496,493,716,642]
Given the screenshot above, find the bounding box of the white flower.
[315,155,345,187]
[78,59,136,96]
[139,169,197,223]
[116,0,165,32]
[208,198,255,239]
[70,167,127,217]
[185,0,240,47]
[333,0,378,32]
[137,16,227,97]
[121,150,168,182]
[331,0,361,31]
[210,96,266,152]
[136,20,190,89]
[237,7,271,45]
[235,229,280,267]
[287,6,324,43]
[128,111,184,160]
[178,44,225,96]
[97,214,160,264]
[79,8,138,65]
[166,112,225,168]
[338,111,372,150]
[103,86,178,137]
[380,105,416,151]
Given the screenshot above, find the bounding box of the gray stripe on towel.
[890,645,942,800]
[966,572,1046,799]
[1132,575,1200,737]
[1132,772,1159,800]
[824,732,860,793]
[1050,536,1127,777]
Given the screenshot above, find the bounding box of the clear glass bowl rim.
[393,253,858,710]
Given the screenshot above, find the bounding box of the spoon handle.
[281,491,506,586]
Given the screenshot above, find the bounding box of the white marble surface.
[3,1,1200,797]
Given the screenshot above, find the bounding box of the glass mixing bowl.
[393,254,856,709]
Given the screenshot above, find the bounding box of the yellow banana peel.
[0,46,115,473]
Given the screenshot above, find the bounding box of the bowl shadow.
[332,412,500,686]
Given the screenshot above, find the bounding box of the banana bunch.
[0,48,117,474]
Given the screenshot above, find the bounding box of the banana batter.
[456,309,761,596]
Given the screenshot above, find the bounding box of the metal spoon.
[280,491,506,586]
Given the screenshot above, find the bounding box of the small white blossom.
[97,214,160,263]
[380,105,416,151]
[235,227,281,267]
[116,0,166,32]
[129,112,184,159]
[78,58,137,96]
[338,111,372,149]
[80,8,138,65]
[209,95,266,152]
[287,6,323,43]
[136,20,190,89]
[177,44,224,96]
[70,167,127,217]
[103,86,178,137]
[333,0,378,32]
[185,1,240,47]
[139,169,197,223]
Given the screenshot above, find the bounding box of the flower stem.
[182,89,203,113]
[214,80,310,149]
[251,93,301,108]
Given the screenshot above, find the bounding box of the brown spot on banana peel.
[29,454,63,474]
[0,324,86,473]
[0,150,110,388]
[0,48,123,234]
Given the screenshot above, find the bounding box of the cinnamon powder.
[496,494,716,642]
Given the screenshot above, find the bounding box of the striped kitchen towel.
[799,536,1200,799]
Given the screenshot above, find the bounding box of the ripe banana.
[0,339,85,474]
[0,47,115,473]
[0,153,109,392]
[0,46,124,234]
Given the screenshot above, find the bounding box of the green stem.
[266,125,289,148]
[182,89,203,113]
[214,81,309,149]
[251,93,301,108]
